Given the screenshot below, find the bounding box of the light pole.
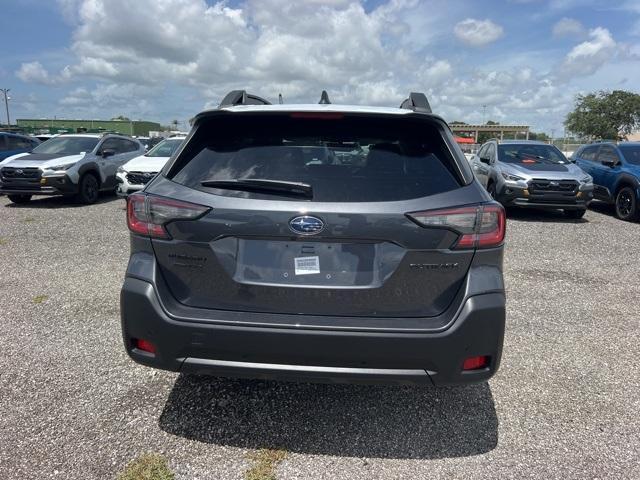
[482,104,487,124]
[1,88,10,128]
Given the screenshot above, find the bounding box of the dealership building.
[16,118,162,136]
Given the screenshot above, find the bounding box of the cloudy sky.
[1,0,639,134]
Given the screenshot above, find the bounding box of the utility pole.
[482,104,487,124]
[1,88,10,128]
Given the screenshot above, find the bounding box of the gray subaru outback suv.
[120,91,506,386]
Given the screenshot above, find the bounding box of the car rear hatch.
[140,110,497,320]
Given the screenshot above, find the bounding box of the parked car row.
[0,133,185,204]
[469,138,640,222]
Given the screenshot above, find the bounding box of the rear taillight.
[408,203,505,249]
[127,193,210,239]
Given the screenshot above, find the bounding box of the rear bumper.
[121,277,506,386]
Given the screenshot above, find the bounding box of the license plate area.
[230,239,402,288]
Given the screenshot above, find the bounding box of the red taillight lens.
[408,203,505,249]
[127,193,210,239]
[463,355,490,371]
[133,338,156,354]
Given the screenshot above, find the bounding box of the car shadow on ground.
[587,201,619,219]
[2,192,122,209]
[505,207,588,224]
[159,375,498,459]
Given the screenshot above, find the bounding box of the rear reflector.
[127,193,210,239]
[133,338,156,354]
[408,203,506,249]
[463,355,490,371]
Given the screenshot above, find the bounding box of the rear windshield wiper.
[200,178,313,198]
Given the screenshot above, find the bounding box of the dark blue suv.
[0,132,40,161]
[574,142,640,221]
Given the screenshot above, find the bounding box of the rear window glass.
[170,114,461,202]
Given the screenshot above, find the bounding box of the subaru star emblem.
[550,181,559,186]
[289,215,324,235]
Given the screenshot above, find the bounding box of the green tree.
[565,90,640,141]
[111,115,131,121]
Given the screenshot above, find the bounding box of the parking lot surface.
[1,194,639,479]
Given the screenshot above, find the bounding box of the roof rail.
[219,90,271,108]
[319,90,331,104]
[399,92,432,114]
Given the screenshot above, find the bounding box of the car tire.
[614,186,639,221]
[76,173,100,204]
[487,182,497,199]
[7,194,32,204]
[564,209,586,219]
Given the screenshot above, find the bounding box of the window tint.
[0,135,6,152]
[171,115,461,202]
[121,139,140,153]
[487,144,496,162]
[580,146,598,161]
[99,138,118,152]
[619,145,640,166]
[146,138,183,157]
[6,136,34,150]
[596,145,620,165]
[498,144,567,164]
[32,136,99,155]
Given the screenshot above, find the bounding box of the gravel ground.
[0,194,639,479]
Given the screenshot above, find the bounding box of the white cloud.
[552,17,586,38]
[453,18,504,47]
[16,62,55,85]
[558,27,618,78]
[11,0,631,136]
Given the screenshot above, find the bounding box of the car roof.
[56,133,137,140]
[497,140,549,145]
[0,131,33,138]
[192,90,447,125]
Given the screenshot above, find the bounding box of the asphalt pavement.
[0,194,638,479]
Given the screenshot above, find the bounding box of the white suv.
[0,133,144,204]
[116,136,186,196]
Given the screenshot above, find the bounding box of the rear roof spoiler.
[399,92,432,114]
[219,90,271,108]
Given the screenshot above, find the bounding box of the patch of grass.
[22,216,36,223]
[117,453,174,480]
[245,449,287,480]
[32,295,49,304]
[0,237,7,246]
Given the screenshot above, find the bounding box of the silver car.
[471,140,594,218]
[0,133,144,204]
